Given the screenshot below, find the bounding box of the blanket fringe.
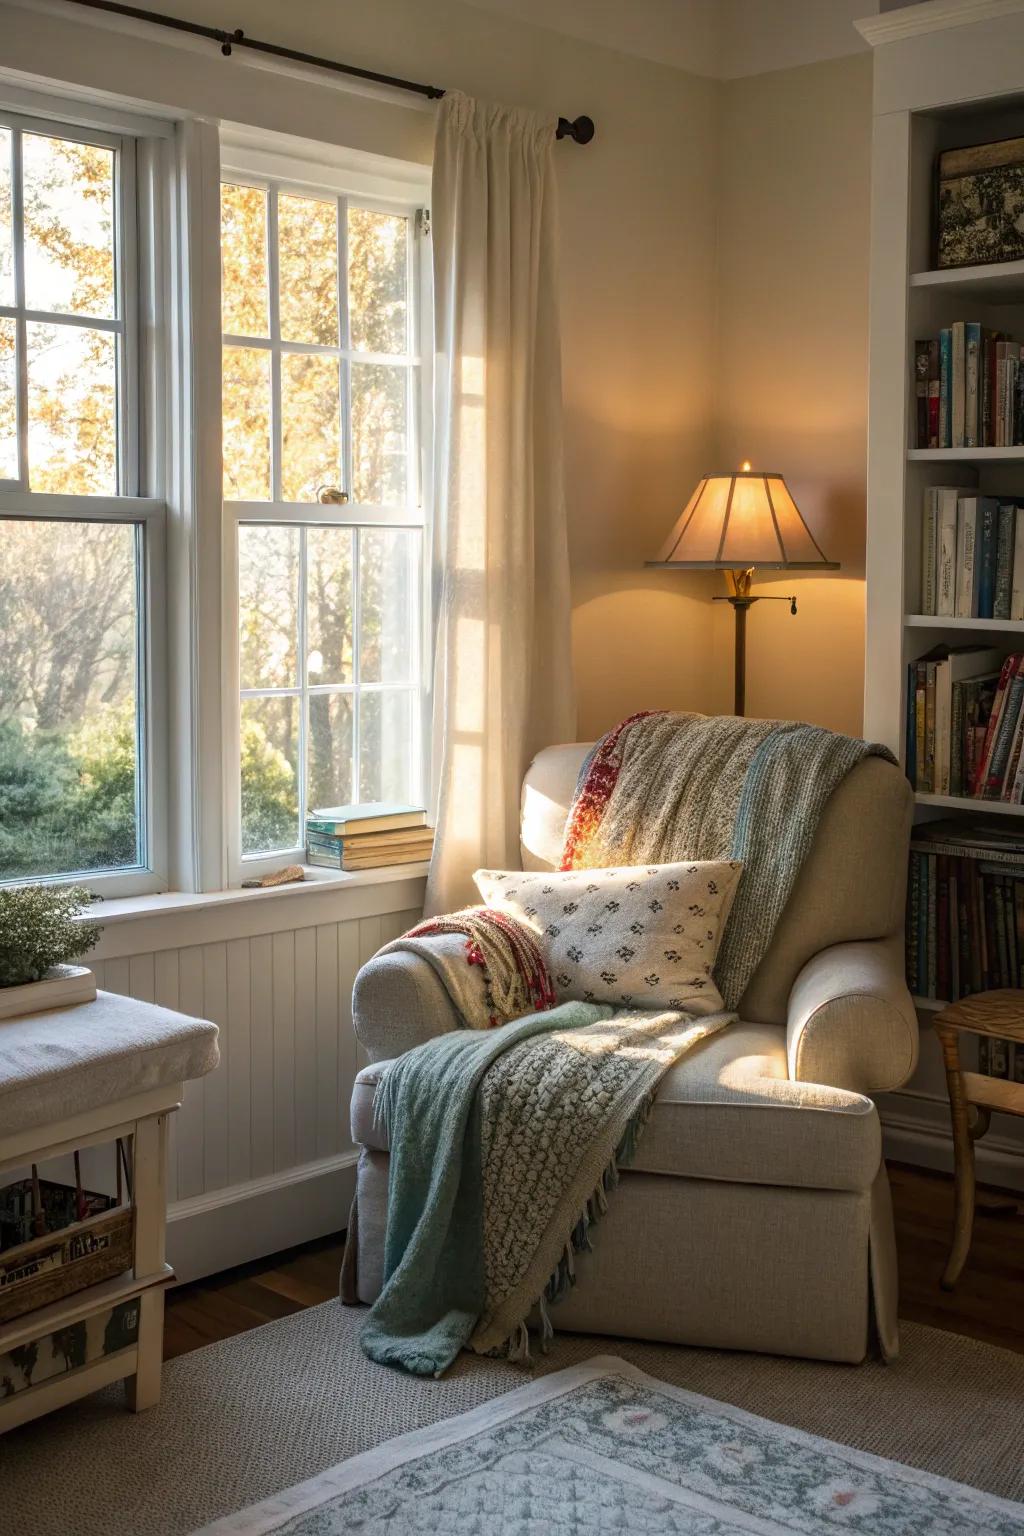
[495,1090,654,1366]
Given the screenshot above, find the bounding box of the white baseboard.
[881,1106,1024,1193]
[166,1151,358,1284]
[162,1098,1024,1288]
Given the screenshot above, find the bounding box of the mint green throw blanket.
[361,1001,609,1377]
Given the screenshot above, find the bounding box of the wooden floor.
[163,1162,1024,1362]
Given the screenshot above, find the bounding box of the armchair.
[345,743,917,1364]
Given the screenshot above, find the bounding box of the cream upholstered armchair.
[345,743,918,1364]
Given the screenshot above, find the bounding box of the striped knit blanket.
[563,710,895,1008]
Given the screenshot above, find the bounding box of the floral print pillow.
[474,860,743,1014]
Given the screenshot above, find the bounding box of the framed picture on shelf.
[937,136,1024,270]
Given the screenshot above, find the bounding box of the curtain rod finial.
[556,115,595,145]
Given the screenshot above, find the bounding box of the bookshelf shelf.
[912,995,945,1013]
[910,258,1024,304]
[915,792,1024,816]
[904,615,1024,631]
[907,448,1024,462]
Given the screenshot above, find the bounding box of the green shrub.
[0,885,101,988]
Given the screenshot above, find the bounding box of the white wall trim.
[881,1103,1024,1191]
[855,0,1024,48]
[167,1151,358,1284]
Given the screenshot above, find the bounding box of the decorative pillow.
[473,861,743,1014]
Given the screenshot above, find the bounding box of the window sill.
[90,861,430,926]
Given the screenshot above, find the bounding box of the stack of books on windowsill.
[305,803,433,871]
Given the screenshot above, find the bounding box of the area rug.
[5,1302,1024,1535]
[192,1354,1024,1535]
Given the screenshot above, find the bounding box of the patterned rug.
[193,1355,1024,1534]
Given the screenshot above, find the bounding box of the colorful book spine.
[994,502,1016,620]
[939,328,952,447]
[952,321,966,447]
[977,498,999,618]
[921,488,938,616]
[915,340,930,448]
[965,322,982,447]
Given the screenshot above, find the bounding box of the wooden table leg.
[125,1113,168,1412]
[936,1023,976,1291]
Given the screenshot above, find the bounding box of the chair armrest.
[352,943,462,1063]
[786,934,918,1094]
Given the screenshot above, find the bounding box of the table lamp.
[645,463,839,715]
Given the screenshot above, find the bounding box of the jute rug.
[2,1302,1024,1535]
[191,1355,1024,1535]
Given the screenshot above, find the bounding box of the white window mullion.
[297,523,310,834]
[267,185,283,504]
[10,126,27,489]
[352,522,362,804]
[337,193,353,505]
[116,135,139,496]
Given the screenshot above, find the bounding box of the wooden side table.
[0,992,218,1432]
[933,989,1024,1290]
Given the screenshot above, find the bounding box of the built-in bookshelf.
[862,3,1024,1078]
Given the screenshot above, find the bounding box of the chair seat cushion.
[350,1021,881,1194]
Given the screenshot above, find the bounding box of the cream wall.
[0,0,723,743]
[711,52,873,733]
[1,0,877,742]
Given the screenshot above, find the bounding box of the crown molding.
[856,0,1024,47]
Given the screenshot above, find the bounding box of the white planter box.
[0,967,97,1021]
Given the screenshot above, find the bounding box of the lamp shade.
[647,469,839,570]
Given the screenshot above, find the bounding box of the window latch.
[316,486,349,505]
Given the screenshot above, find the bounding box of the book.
[977,497,999,618]
[915,339,930,448]
[306,842,434,871]
[952,321,966,447]
[1001,692,1024,800]
[965,321,982,446]
[986,671,1024,796]
[305,803,426,836]
[973,653,1022,795]
[936,487,959,617]
[955,497,982,617]
[939,328,952,447]
[307,826,434,853]
[1011,505,1024,621]
[994,501,1016,619]
[928,338,941,447]
[920,490,938,616]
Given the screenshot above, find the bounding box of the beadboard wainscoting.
[87,875,426,1281]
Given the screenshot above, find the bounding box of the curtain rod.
[61,0,596,143]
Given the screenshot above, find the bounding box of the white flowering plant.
[0,885,100,989]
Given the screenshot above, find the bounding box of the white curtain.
[426,92,576,914]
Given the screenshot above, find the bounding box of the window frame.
[0,101,169,898]
[219,153,433,883]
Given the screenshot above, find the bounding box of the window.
[0,110,163,892]
[221,173,428,867]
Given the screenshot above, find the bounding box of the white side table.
[0,990,218,1431]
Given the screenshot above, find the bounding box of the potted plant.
[0,886,101,1020]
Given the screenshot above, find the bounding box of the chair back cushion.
[520,743,912,1025]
